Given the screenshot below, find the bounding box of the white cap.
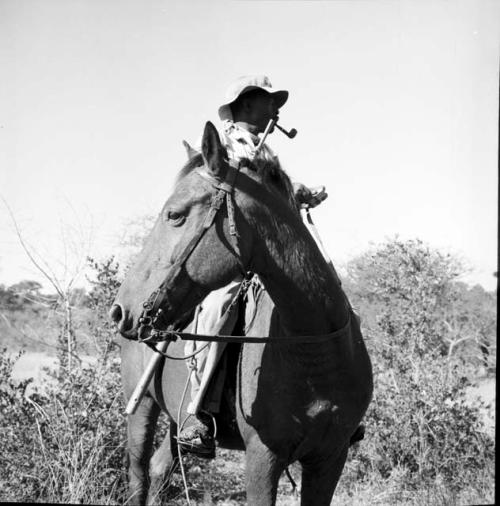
[218,75,289,121]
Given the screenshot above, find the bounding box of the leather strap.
[138,160,245,333]
[143,312,352,345]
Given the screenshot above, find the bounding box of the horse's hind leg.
[127,396,161,505]
[299,446,349,506]
[147,421,178,505]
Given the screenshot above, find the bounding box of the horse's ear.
[182,140,199,160]
[201,121,226,176]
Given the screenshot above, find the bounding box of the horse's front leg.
[146,420,178,505]
[299,445,349,506]
[245,435,286,506]
[126,395,161,506]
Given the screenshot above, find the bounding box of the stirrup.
[176,417,216,459]
[176,434,216,459]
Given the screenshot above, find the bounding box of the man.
[177,75,327,457]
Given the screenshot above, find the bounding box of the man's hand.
[293,183,328,208]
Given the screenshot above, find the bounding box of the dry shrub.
[0,349,127,504]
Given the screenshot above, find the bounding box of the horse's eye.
[165,210,186,227]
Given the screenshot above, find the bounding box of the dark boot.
[176,412,215,459]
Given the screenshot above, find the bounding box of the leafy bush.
[342,238,495,496]
[0,349,127,504]
[353,356,494,487]
[0,350,43,500]
[0,257,127,504]
[85,256,122,364]
[1,242,495,505]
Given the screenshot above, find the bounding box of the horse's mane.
[240,157,300,214]
[176,153,299,214]
[175,153,204,184]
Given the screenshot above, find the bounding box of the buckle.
[138,315,152,326]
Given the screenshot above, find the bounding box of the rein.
[142,312,352,346]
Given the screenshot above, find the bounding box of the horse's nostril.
[109,304,123,323]
[109,303,136,338]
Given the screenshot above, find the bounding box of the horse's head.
[110,121,295,340]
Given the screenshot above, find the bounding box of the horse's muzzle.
[109,303,123,324]
[109,303,137,339]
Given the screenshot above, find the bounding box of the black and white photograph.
[0,1,497,505]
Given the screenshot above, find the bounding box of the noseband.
[137,159,247,339]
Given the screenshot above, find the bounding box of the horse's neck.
[251,210,348,335]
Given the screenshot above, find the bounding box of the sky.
[0,0,498,293]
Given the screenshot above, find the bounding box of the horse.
[110,121,373,505]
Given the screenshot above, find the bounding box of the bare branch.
[1,196,94,372]
[443,320,453,333]
[453,335,474,347]
[3,290,55,309]
[1,197,64,298]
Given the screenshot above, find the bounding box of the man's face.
[246,91,280,133]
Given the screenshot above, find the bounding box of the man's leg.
[185,278,242,409]
[178,278,242,456]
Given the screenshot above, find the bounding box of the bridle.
[135,157,353,347]
[137,158,247,342]
[123,147,354,425]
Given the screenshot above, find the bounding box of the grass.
[132,445,494,506]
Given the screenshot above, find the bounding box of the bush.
[85,256,122,364]
[0,349,127,504]
[2,242,494,505]
[0,350,44,500]
[342,238,496,497]
[352,355,494,488]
